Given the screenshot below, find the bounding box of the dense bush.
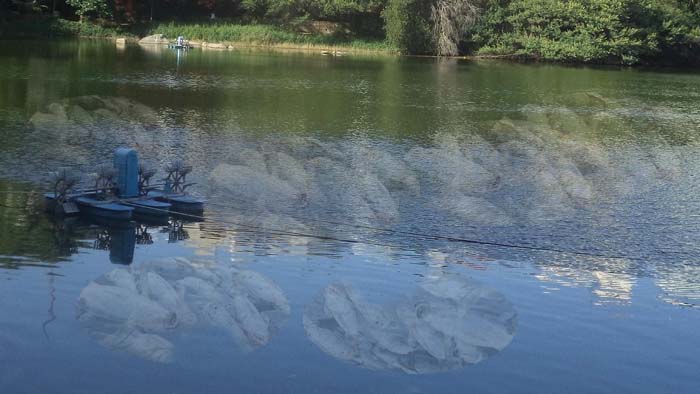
[239,0,386,21]
[631,0,700,64]
[469,0,700,65]
[383,0,432,54]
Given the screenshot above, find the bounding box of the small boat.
[167,44,192,50]
[74,196,134,220]
[168,36,192,50]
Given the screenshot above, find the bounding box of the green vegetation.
[469,0,700,65]
[2,0,699,64]
[383,0,432,54]
[0,18,390,51]
[0,17,129,38]
[0,180,81,264]
[66,0,112,19]
[152,22,393,51]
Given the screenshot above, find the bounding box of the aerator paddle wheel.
[47,169,80,214]
[138,163,157,196]
[164,160,193,193]
[94,165,117,198]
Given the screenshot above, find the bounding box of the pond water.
[1,39,699,393]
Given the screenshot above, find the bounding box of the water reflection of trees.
[0,182,85,266]
[0,184,203,266]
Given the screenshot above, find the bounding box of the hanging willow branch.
[431,0,480,57]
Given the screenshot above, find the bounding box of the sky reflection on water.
[0,202,699,393]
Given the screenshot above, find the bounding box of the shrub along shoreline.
[2,10,699,66]
[0,18,396,54]
[151,22,394,53]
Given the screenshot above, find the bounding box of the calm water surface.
[1,40,699,393]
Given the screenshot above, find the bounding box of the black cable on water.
[0,189,678,261]
[118,201,412,252]
[121,200,640,261]
[203,200,640,260]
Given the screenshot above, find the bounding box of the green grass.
[151,22,395,52]
[0,18,395,53]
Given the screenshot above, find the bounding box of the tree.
[383,0,432,54]
[384,0,480,56]
[469,0,660,64]
[431,0,479,56]
[66,0,111,19]
[11,0,48,14]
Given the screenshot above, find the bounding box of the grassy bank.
[0,18,394,53]
[151,22,394,53]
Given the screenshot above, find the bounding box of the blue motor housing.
[113,148,139,198]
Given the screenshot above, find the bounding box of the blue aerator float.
[45,148,205,220]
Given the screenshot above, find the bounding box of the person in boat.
[177,36,184,46]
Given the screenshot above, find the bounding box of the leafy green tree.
[470,0,700,64]
[240,0,270,18]
[66,0,111,19]
[240,0,385,24]
[383,0,432,53]
[629,0,700,64]
[10,0,48,14]
[470,0,659,64]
